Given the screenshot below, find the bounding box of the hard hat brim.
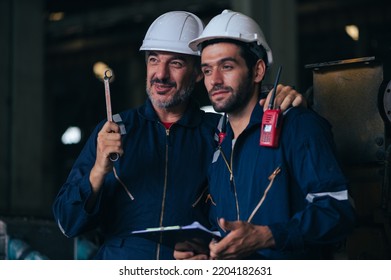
[140,39,200,56]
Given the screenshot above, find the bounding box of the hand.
[173,250,208,260]
[209,218,275,259]
[90,121,123,190]
[174,241,209,260]
[260,84,307,112]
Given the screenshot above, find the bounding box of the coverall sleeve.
[52,124,104,238]
[269,111,356,251]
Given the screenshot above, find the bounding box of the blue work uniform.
[52,98,220,259]
[208,104,356,259]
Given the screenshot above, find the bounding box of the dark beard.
[212,75,254,113]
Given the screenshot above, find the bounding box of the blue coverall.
[208,104,356,259]
[53,98,220,259]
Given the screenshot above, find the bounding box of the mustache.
[150,78,176,87]
[209,85,233,94]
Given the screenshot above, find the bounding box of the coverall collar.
[139,97,204,128]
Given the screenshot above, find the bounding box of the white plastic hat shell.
[140,11,204,56]
[189,9,273,65]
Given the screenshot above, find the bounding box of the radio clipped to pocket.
[260,66,283,148]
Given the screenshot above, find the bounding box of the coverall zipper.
[218,146,240,220]
[155,126,170,259]
[218,146,281,223]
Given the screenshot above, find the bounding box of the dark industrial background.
[0,0,390,259]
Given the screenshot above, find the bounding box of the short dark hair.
[200,38,267,73]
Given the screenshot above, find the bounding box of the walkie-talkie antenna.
[218,113,227,145]
[221,113,227,133]
[268,66,282,110]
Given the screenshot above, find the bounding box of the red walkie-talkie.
[260,66,283,148]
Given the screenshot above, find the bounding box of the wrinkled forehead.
[145,50,195,62]
[144,50,201,73]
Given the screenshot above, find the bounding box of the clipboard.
[131,221,221,254]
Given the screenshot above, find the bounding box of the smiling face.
[145,51,199,111]
[200,42,260,114]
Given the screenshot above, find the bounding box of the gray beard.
[146,80,195,109]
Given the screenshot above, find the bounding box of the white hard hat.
[189,9,273,66]
[140,11,204,56]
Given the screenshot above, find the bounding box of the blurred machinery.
[0,217,73,259]
[0,217,99,259]
[0,220,6,259]
[306,57,391,259]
